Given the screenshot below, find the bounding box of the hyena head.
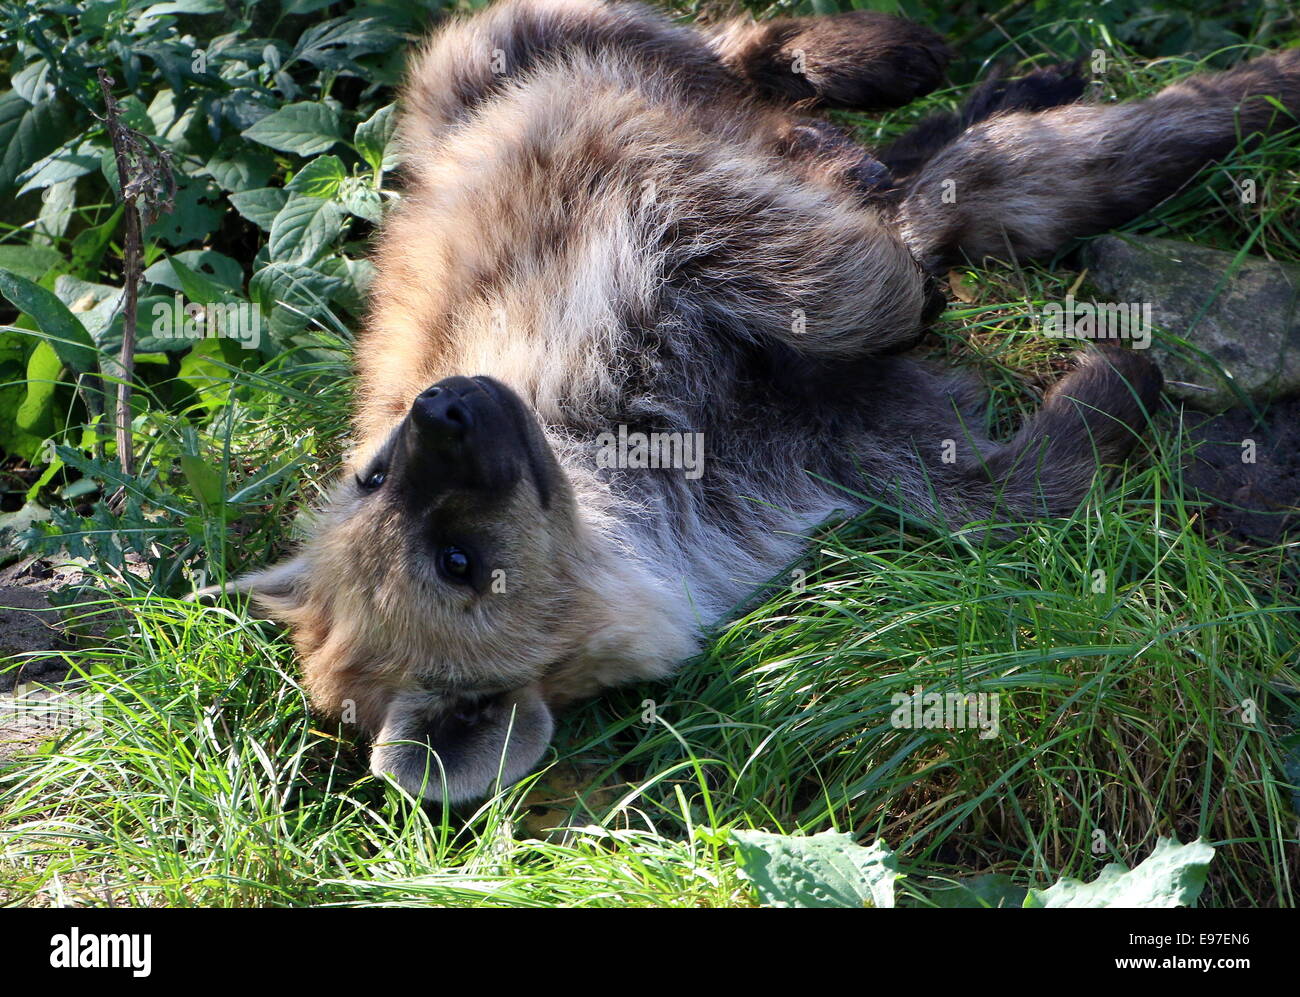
[242,375,689,804]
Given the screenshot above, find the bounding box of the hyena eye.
[358,470,386,491]
[438,545,473,584]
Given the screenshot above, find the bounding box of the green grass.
[3,435,1299,906]
[2,3,1300,907]
[4,404,1299,906]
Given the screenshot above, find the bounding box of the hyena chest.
[589,420,853,615]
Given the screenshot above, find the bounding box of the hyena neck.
[553,428,850,629]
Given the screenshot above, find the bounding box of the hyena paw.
[779,119,894,197]
[1085,345,1165,419]
[754,13,953,110]
[962,61,1088,125]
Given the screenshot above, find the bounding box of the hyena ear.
[369,683,555,806]
[185,556,311,619]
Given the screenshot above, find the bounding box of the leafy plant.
[0,0,431,584]
[732,830,903,908]
[730,831,1216,908]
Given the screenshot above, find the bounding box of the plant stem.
[97,69,140,478]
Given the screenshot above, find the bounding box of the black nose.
[400,375,530,499]
[411,384,473,442]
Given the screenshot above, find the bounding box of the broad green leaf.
[0,501,51,534]
[61,478,101,500]
[731,830,901,908]
[51,280,181,363]
[355,103,398,174]
[35,176,77,242]
[0,245,62,282]
[242,102,341,157]
[69,207,123,275]
[10,60,54,104]
[114,95,154,134]
[925,874,1027,908]
[251,261,345,310]
[289,17,398,73]
[110,295,211,355]
[0,331,44,460]
[134,38,225,93]
[143,250,244,295]
[268,194,345,265]
[0,97,74,193]
[53,276,123,347]
[180,453,224,512]
[99,146,124,194]
[168,258,238,305]
[0,89,26,136]
[338,177,383,223]
[204,143,276,192]
[0,268,97,374]
[146,178,223,250]
[317,255,373,314]
[16,341,62,440]
[140,0,224,17]
[145,88,196,145]
[250,261,345,339]
[229,187,289,231]
[1024,838,1215,908]
[176,336,245,410]
[16,136,106,195]
[286,154,347,198]
[24,429,64,501]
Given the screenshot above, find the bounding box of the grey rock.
[1082,235,1300,411]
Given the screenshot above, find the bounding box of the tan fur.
[235,0,1300,803]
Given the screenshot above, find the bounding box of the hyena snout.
[370,683,555,805]
[401,375,554,505]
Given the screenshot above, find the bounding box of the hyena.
[229,0,1300,803]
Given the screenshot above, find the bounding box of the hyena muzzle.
[217,0,1300,803]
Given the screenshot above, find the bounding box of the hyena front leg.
[879,62,1087,182]
[777,63,1087,204]
[706,11,952,111]
[898,50,1300,272]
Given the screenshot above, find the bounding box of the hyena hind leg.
[706,11,952,110]
[939,348,1163,523]
[899,49,1300,271]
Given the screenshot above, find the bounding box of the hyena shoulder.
[357,45,927,451]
